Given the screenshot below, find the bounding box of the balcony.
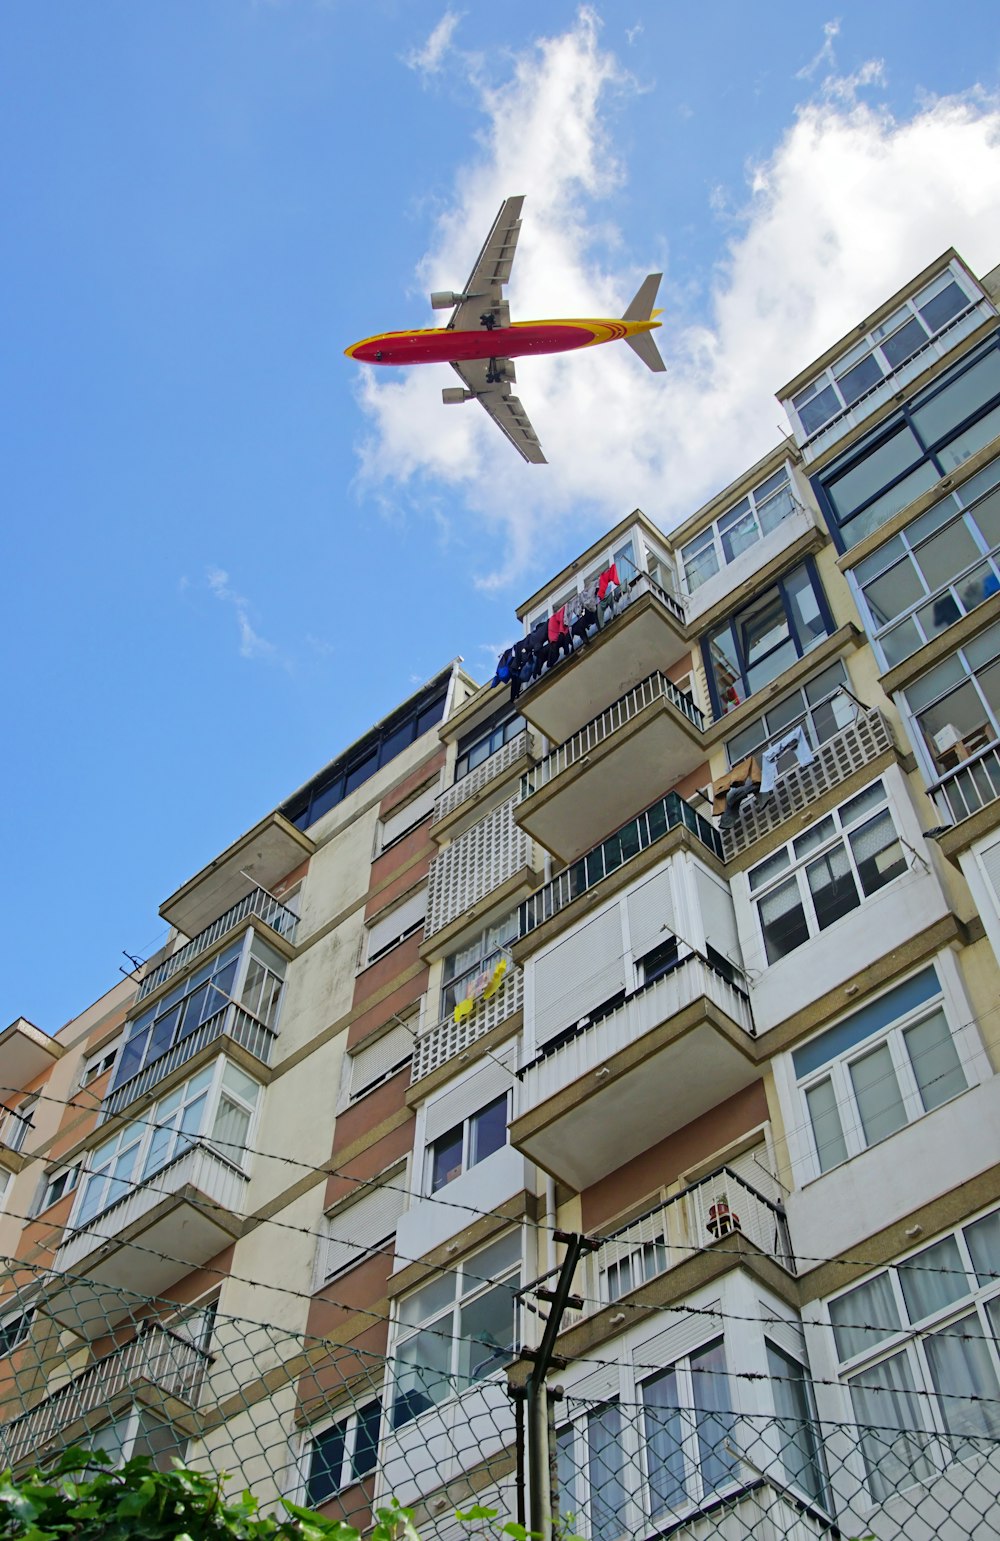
[721,705,896,862]
[158,810,313,937]
[519,792,723,939]
[520,1165,793,1342]
[432,730,536,843]
[101,1002,276,1122]
[411,966,524,1085]
[47,1143,247,1338]
[0,1017,62,1086]
[0,1108,33,1168]
[931,738,1000,833]
[516,571,691,745]
[424,797,541,945]
[138,886,299,1004]
[510,954,757,1189]
[515,674,707,863]
[0,1323,209,1470]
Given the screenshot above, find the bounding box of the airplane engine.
[442,387,472,404]
[430,291,461,309]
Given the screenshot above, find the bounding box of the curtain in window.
[690,1342,737,1496]
[903,1012,967,1112]
[925,1313,1000,1446]
[806,1078,848,1173]
[643,1369,687,1515]
[587,1403,626,1541]
[850,1044,907,1146]
[848,1351,933,1501]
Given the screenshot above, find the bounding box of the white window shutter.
[381,783,439,850]
[322,1178,408,1282]
[366,888,427,962]
[694,866,741,966]
[627,868,675,960]
[533,909,624,1047]
[632,1303,723,1370]
[350,1021,414,1096]
[979,837,1000,907]
[570,1361,622,1404]
[423,1051,515,1144]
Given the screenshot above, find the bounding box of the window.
[441,912,518,1018]
[680,468,798,593]
[392,1232,520,1427]
[455,712,525,782]
[637,936,680,987]
[642,1340,738,1518]
[749,781,907,964]
[703,560,833,718]
[112,934,285,1093]
[282,683,448,831]
[378,781,439,851]
[73,1060,261,1228]
[765,1342,827,1503]
[427,1094,508,1193]
[304,1400,381,1505]
[347,1020,414,1100]
[364,888,426,966]
[724,661,853,767]
[80,1039,121,1088]
[790,267,980,441]
[793,964,969,1177]
[903,618,1000,781]
[320,1173,407,1284]
[524,538,649,631]
[829,1209,1000,1502]
[0,1309,33,1359]
[35,1164,81,1214]
[850,456,1000,668]
[816,335,1000,550]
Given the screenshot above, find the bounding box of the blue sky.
[4,2,1000,1031]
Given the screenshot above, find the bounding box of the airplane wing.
[447,196,524,332]
[451,359,547,464]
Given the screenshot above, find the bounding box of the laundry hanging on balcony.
[759,724,815,795]
[489,565,625,703]
[453,956,508,1024]
[714,756,762,830]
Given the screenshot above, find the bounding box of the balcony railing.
[100,1003,276,1122]
[519,791,722,936]
[426,797,536,939]
[433,731,532,827]
[411,966,524,1084]
[0,1323,210,1470]
[931,738,1000,827]
[137,887,299,1002]
[519,1163,792,1341]
[519,673,705,804]
[0,1109,32,1154]
[721,705,896,861]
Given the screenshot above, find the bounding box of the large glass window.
[790,267,979,441]
[392,1234,520,1427]
[304,1400,381,1506]
[680,468,798,593]
[455,712,525,781]
[427,1093,509,1193]
[441,913,518,1018]
[73,1059,261,1228]
[724,661,853,766]
[113,934,284,1094]
[703,560,833,718]
[765,1342,827,1504]
[817,336,1000,549]
[903,619,1000,780]
[830,1209,1000,1502]
[792,964,968,1177]
[749,781,906,965]
[642,1340,738,1519]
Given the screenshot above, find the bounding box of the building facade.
[4,246,1000,1540]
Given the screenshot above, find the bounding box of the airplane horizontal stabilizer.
[625,328,666,372]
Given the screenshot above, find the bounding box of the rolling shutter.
[627,868,676,960]
[381,782,439,850]
[322,1175,408,1282]
[978,836,1000,907]
[632,1303,723,1371]
[424,1050,515,1144]
[694,866,741,966]
[366,887,427,962]
[533,908,625,1048]
[350,1021,414,1096]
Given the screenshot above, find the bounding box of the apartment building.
[4,245,1000,1541]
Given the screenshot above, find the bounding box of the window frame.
[455,711,526,783]
[440,912,518,1019]
[748,780,908,966]
[901,619,1000,786]
[723,660,854,767]
[789,265,982,444]
[680,465,800,595]
[301,1398,382,1507]
[364,887,427,967]
[0,1308,34,1360]
[701,557,835,719]
[425,1092,510,1194]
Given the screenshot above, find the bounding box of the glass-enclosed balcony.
[515,673,707,863]
[138,885,298,1002]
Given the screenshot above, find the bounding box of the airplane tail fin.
[623,273,666,372]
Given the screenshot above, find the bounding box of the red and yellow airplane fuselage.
[345,316,659,366]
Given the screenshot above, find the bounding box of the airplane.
[344,195,665,464]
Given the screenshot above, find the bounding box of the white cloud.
[353,9,1000,592]
[405,11,463,78]
[796,18,841,81]
[206,567,283,663]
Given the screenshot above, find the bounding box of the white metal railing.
[796,299,988,462]
[0,1109,32,1154]
[411,967,524,1083]
[519,673,705,803]
[100,1003,276,1122]
[137,887,298,1002]
[56,1142,248,1275]
[519,1165,792,1343]
[433,731,532,826]
[932,739,1000,827]
[721,706,895,860]
[518,954,753,1114]
[0,1323,210,1469]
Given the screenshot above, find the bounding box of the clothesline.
[491,562,626,702]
